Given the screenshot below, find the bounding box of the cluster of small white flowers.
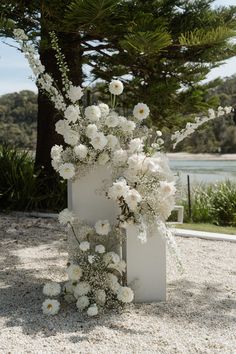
[171,106,233,149]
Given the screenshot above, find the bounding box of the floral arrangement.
[13,28,233,316]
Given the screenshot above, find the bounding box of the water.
[169,159,236,185]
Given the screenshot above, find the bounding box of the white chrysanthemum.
[68,85,83,103]
[43,282,61,297]
[109,80,124,95]
[85,124,98,138]
[123,119,136,133]
[74,281,91,298]
[113,149,128,165]
[90,132,108,150]
[58,208,74,225]
[125,189,142,211]
[42,299,60,315]
[106,273,120,293]
[95,220,111,235]
[55,119,69,135]
[95,244,105,254]
[159,181,176,197]
[129,138,144,153]
[58,163,75,179]
[117,286,134,303]
[95,289,106,306]
[51,145,63,160]
[127,154,145,171]
[74,144,88,159]
[98,103,110,117]
[66,264,83,281]
[104,252,120,265]
[85,105,101,122]
[108,179,129,200]
[64,105,81,123]
[105,112,119,127]
[76,295,89,311]
[98,152,110,165]
[133,103,150,120]
[79,241,90,252]
[87,304,98,317]
[107,135,119,150]
[63,129,79,146]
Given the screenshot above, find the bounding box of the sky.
[0,0,236,96]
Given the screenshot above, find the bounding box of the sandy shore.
[0,214,235,354]
[167,152,236,160]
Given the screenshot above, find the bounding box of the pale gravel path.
[0,214,235,354]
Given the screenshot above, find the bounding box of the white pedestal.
[126,225,166,302]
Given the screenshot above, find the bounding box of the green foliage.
[179,26,235,46]
[0,143,66,211]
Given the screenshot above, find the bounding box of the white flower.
[74,282,91,298]
[142,157,161,174]
[58,208,74,225]
[156,130,162,137]
[66,264,83,281]
[107,135,119,150]
[63,129,80,146]
[74,144,88,159]
[108,179,129,199]
[133,103,150,120]
[95,244,105,254]
[76,295,89,311]
[85,105,101,122]
[88,255,95,264]
[98,152,110,165]
[113,149,128,165]
[104,252,120,265]
[68,85,83,103]
[106,273,120,293]
[55,119,69,135]
[43,282,61,297]
[79,241,90,252]
[108,260,126,274]
[42,299,60,315]
[90,132,108,150]
[105,112,119,127]
[123,120,136,133]
[51,159,61,172]
[51,145,63,160]
[159,181,176,197]
[58,163,75,179]
[125,189,142,211]
[95,220,111,235]
[127,154,145,170]
[85,124,98,138]
[117,287,134,303]
[129,138,144,153]
[98,103,110,117]
[64,105,81,123]
[13,28,28,41]
[95,289,106,306]
[87,304,98,317]
[109,80,124,95]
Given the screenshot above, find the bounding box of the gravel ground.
[0,214,235,354]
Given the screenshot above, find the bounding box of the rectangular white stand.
[126,225,166,302]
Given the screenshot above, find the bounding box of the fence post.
[187,174,192,220]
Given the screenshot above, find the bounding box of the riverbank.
[167,152,236,160]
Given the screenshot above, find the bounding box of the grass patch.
[175,223,236,235]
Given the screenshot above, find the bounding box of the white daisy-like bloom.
[159,181,176,197]
[42,299,60,315]
[122,119,136,133]
[85,124,98,139]
[112,149,128,165]
[109,80,124,95]
[68,85,83,103]
[108,178,129,200]
[106,273,120,293]
[58,163,75,179]
[66,264,83,281]
[88,255,95,264]
[55,119,70,136]
[58,208,74,225]
[43,282,61,297]
[103,251,120,265]
[63,129,80,146]
[95,244,105,254]
[64,105,81,123]
[79,241,90,252]
[129,138,144,153]
[95,220,111,235]
[98,152,110,165]
[117,286,134,303]
[74,281,91,298]
[87,304,98,317]
[85,105,101,122]
[51,145,63,160]
[133,103,150,120]
[105,112,119,127]
[90,132,108,150]
[98,103,110,117]
[107,135,119,150]
[95,289,106,306]
[74,144,88,159]
[76,295,90,311]
[125,189,142,211]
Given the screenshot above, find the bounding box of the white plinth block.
[126,225,166,302]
